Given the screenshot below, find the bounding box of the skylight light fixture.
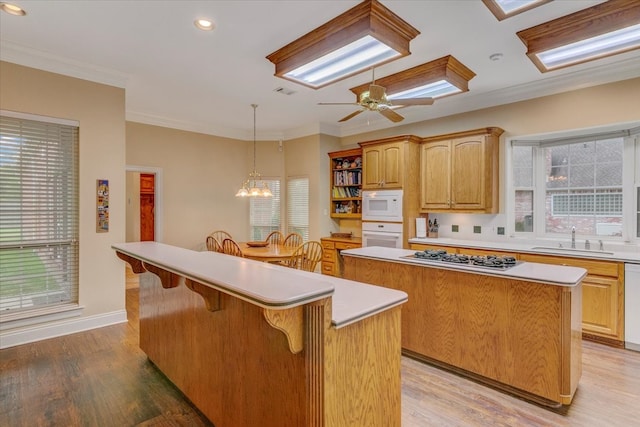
[349,56,476,102]
[266,0,420,89]
[482,0,550,21]
[517,0,640,72]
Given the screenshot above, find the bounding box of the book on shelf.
[333,170,361,186]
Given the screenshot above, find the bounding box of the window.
[287,177,309,241]
[0,113,79,319]
[511,127,639,239]
[249,179,281,240]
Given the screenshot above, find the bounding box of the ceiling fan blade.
[318,102,360,106]
[389,97,434,106]
[368,84,386,101]
[338,110,364,122]
[379,108,404,123]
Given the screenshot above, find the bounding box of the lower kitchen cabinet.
[519,253,624,346]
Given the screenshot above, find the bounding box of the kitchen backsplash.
[427,213,511,241]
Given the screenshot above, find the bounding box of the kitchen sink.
[530,246,615,256]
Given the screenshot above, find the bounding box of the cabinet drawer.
[519,253,620,277]
[323,250,336,263]
[335,242,361,251]
[321,240,335,250]
[321,262,335,276]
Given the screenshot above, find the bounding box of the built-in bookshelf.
[328,148,362,219]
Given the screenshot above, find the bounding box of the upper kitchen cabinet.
[420,127,503,213]
[360,136,421,190]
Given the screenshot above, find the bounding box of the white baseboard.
[0,310,127,349]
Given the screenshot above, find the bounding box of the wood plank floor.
[1,285,639,427]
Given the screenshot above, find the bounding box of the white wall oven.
[362,222,403,249]
[362,190,403,222]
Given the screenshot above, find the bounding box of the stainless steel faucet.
[571,226,576,249]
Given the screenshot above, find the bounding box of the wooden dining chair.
[265,230,284,245]
[283,232,303,248]
[221,238,244,257]
[283,241,323,272]
[209,230,233,245]
[205,235,223,253]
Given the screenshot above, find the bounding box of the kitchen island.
[113,242,407,427]
[342,246,586,407]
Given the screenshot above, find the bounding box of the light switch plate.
[497,227,505,235]
[473,226,482,234]
[452,225,459,232]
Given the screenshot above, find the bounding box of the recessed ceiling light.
[489,53,504,61]
[0,2,27,16]
[194,18,214,31]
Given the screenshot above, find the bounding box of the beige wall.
[126,122,260,248]
[0,61,126,330]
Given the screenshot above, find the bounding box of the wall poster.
[96,179,109,232]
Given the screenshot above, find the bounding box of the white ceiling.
[1,0,639,141]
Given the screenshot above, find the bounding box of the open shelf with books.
[329,148,362,219]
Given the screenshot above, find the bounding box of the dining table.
[238,241,296,263]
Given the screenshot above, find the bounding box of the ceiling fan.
[319,70,434,123]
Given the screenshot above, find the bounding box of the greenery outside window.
[0,113,79,320]
[249,179,281,240]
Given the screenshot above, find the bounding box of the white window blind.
[0,114,79,318]
[249,179,281,240]
[287,177,309,241]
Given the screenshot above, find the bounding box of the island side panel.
[343,256,579,405]
[324,306,402,427]
[139,273,309,427]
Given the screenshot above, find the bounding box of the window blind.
[287,177,309,241]
[249,179,281,240]
[0,114,79,318]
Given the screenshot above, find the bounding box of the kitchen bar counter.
[342,246,584,407]
[113,242,407,427]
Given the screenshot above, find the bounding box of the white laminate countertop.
[342,246,587,287]
[408,237,640,263]
[112,242,407,329]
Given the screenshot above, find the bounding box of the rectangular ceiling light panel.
[517,0,640,72]
[267,0,419,89]
[482,0,551,21]
[349,55,476,101]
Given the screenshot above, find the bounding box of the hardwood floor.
[1,285,639,427]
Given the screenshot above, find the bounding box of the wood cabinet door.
[450,136,485,210]
[381,142,403,188]
[420,141,451,210]
[362,146,382,189]
[582,275,621,339]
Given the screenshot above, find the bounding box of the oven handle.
[363,231,401,239]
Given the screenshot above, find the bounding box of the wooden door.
[381,142,403,188]
[140,173,155,241]
[420,141,451,210]
[451,136,485,210]
[362,146,382,188]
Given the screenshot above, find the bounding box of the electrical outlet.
[497,227,505,235]
[473,226,482,234]
[452,225,459,232]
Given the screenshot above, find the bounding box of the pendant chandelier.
[235,104,273,197]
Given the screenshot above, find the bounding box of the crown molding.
[0,40,129,88]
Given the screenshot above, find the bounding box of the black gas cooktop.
[403,249,520,270]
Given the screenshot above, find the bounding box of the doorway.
[139,173,155,241]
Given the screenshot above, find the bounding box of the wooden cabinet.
[519,253,625,346]
[328,148,362,219]
[420,127,503,213]
[361,141,404,189]
[320,237,361,277]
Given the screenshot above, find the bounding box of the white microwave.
[361,190,403,222]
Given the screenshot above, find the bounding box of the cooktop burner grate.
[406,250,520,270]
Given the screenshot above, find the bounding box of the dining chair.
[209,230,233,245]
[265,230,285,245]
[205,235,224,253]
[221,238,244,257]
[283,232,303,248]
[283,241,323,272]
